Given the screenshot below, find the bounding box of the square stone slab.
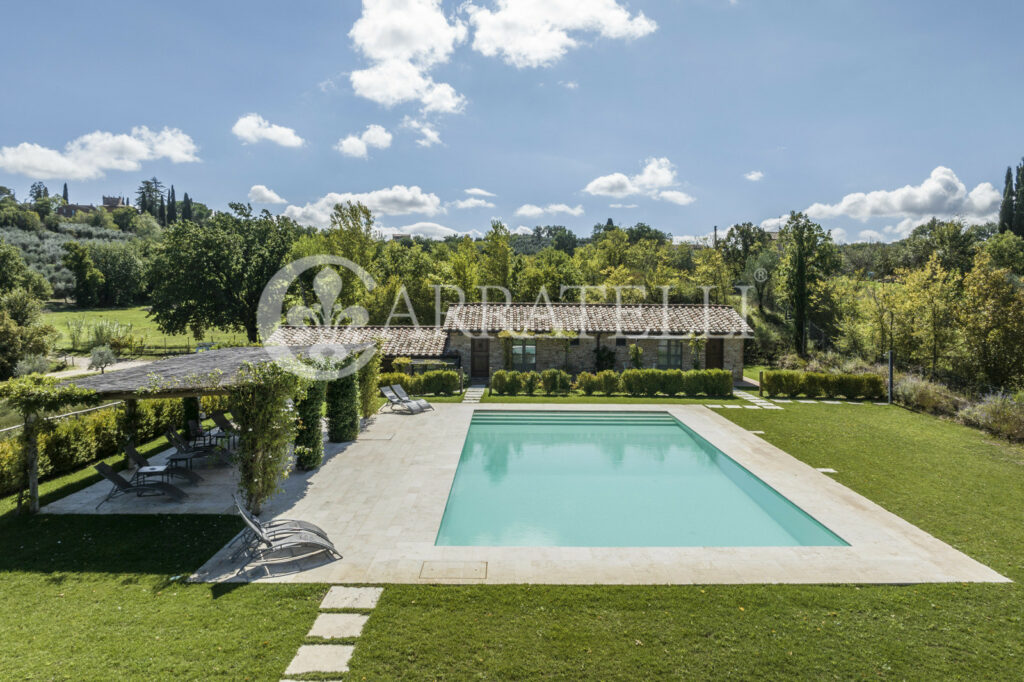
[308,612,368,639]
[321,586,383,609]
[420,560,488,579]
[284,645,354,675]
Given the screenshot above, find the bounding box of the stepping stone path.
[282,586,382,679]
[733,389,782,410]
[462,386,486,403]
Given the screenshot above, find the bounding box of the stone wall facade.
[448,332,744,382]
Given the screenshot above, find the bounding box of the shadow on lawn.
[0,514,243,576]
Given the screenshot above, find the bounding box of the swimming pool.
[435,411,847,547]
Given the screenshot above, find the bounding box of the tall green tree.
[148,204,301,341]
[956,251,1024,388]
[181,192,193,221]
[998,166,1015,233]
[157,195,166,226]
[62,182,68,203]
[166,186,177,224]
[722,222,770,274]
[777,212,839,355]
[481,220,516,293]
[28,182,48,201]
[1014,160,1024,238]
[60,241,105,307]
[135,177,164,217]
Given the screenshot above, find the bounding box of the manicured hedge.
[495,368,732,397]
[326,373,360,443]
[0,396,202,497]
[762,370,885,399]
[294,379,326,470]
[377,370,461,396]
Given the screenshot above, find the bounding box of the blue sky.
[1,0,1022,242]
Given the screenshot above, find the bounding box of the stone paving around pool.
[186,403,1009,586]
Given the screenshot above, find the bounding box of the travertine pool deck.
[178,403,1008,585]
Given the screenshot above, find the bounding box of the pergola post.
[123,398,139,466]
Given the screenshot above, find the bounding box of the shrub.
[419,369,460,395]
[14,355,49,377]
[294,379,326,470]
[326,372,360,442]
[89,345,116,373]
[661,369,685,397]
[702,369,734,397]
[575,371,598,396]
[541,368,571,395]
[597,369,620,396]
[521,371,541,396]
[639,369,662,397]
[391,356,412,373]
[861,374,886,400]
[628,343,643,369]
[490,369,509,395]
[801,372,828,398]
[379,371,418,395]
[505,371,523,396]
[762,370,804,397]
[357,342,383,419]
[680,370,703,397]
[959,394,1024,441]
[620,369,644,397]
[894,375,961,414]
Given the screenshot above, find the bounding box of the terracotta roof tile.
[441,303,753,336]
[267,326,449,357]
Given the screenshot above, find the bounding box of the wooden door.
[471,338,490,378]
[705,338,724,369]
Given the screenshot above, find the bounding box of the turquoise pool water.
[435,411,847,547]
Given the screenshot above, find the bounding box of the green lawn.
[40,303,249,353]
[344,404,1024,679]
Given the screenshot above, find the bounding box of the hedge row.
[762,370,885,399]
[378,370,461,396]
[490,369,573,396]
[0,396,229,498]
[490,368,734,398]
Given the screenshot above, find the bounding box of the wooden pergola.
[11,344,371,514]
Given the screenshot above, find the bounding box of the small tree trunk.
[25,413,40,514]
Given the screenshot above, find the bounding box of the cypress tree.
[181,193,193,221]
[999,166,1015,233]
[1014,160,1024,238]
[62,182,69,203]
[158,195,166,226]
[167,186,177,224]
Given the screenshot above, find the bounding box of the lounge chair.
[165,429,230,470]
[392,384,433,411]
[210,412,240,450]
[125,443,203,485]
[232,496,331,545]
[94,462,188,509]
[187,419,217,448]
[233,499,341,561]
[380,385,423,414]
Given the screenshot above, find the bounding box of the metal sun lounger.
[391,384,433,411]
[94,462,188,509]
[380,385,422,413]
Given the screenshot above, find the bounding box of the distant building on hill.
[55,194,130,218]
[101,196,129,211]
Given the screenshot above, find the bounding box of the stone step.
[284,645,354,676]
[308,613,368,639]
[321,586,383,609]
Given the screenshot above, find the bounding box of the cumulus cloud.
[584,157,694,206]
[512,225,535,235]
[402,117,442,147]
[284,185,443,227]
[560,80,579,90]
[377,221,484,240]
[514,203,584,217]
[465,187,496,197]
[609,203,638,209]
[348,0,468,114]
[465,0,657,68]
[231,114,304,147]
[336,124,393,158]
[0,126,199,180]
[745,170,764,182]
[448,197,495,209]
[248,185,287,204]
[805,166,1000,223]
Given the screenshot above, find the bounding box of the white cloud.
[584,157,694,206]
[805,166,1000,223]
[449,197,495,209]
[857,229,883,242]
[514,203,584,217]
[465,187,496,197]
[348,0,467,114]
[512,225,534,235]
[402,117,442,147]
[560,80,579,90]
[609,203,638,208]
[0,126,199,181]
[336,124,393,158]
[745,170,764,182]
[465,0,657,68]
[248,184,287,204]
[231,113,304,147]
[377,221,484,240]
[283,185,443,227]
[658,190,696,206]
